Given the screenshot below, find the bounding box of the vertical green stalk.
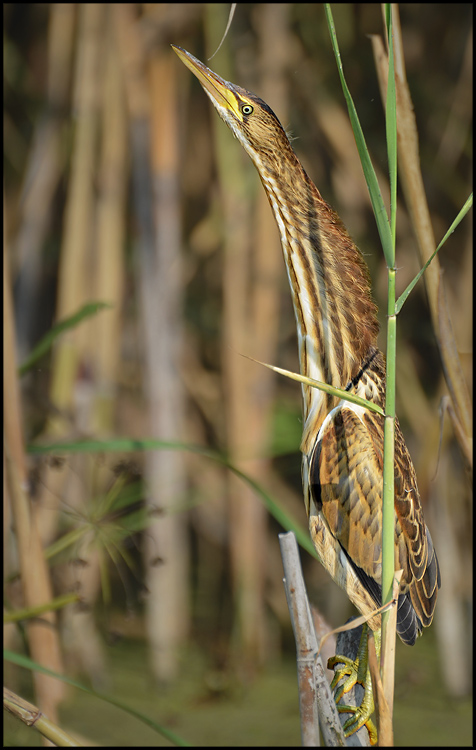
[382,275,396,637]
[381,3,397,669]
[325,5,398,633]
[326,0,399,728]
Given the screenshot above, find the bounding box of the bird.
[172,44,440,741]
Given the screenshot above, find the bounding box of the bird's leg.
[327,624,380,745]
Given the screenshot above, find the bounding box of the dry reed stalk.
[145,42,189,682]
[92,8,127,435]
[4,4,77,715]
[4,225,65,718]
[49,4,103,431]
[431,446,471,697]
[115,3,189,681]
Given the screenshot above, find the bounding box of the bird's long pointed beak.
[171,45,241,120]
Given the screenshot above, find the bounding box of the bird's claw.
[335,699,378,745]
[328,653,360,702]
[328,645,377,745]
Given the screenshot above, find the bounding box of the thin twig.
[279,531,369,747]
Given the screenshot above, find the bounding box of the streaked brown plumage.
[172,46,440,649]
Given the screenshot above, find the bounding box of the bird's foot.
[327,624,378,745]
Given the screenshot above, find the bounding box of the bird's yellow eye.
[241,104,254,115]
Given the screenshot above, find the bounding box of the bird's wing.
[306,402,439,639]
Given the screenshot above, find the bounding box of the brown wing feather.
[308,396,440,643]
[393,415,440,626]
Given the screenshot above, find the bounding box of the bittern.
[173,45,440,741]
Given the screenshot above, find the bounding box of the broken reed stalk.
[279,531,364,747]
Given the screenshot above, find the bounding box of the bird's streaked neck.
[256,154,379,447]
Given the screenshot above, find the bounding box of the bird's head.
[172,46,297,179]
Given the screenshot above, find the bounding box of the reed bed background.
[4,3,472,746]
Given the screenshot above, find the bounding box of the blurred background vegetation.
[4,3,472,746]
